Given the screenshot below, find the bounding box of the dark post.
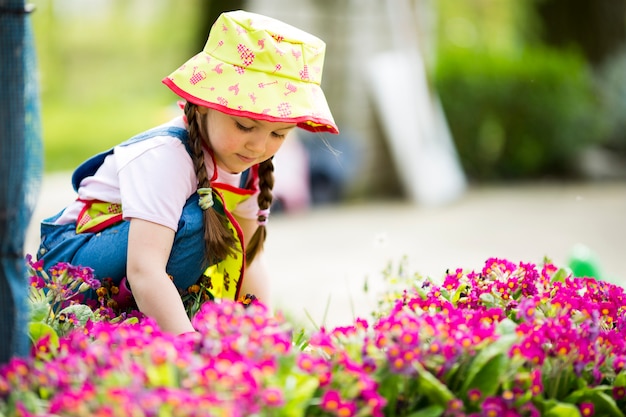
[0,0,42,363]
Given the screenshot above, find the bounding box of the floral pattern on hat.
[163,10,338,134]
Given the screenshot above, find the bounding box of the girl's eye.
[272,132,287,139]
[236,122,253,132]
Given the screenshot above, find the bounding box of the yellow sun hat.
[163,10,338,134]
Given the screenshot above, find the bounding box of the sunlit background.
[26,0,626,327]
[31,0,626,184]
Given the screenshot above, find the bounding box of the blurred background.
[30,0,626,192]
[24,0,626,326]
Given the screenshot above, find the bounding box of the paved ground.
[25,173,626,329]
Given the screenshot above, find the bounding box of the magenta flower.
[261,387,284,407]
[579,402,595,416]
[320,389,342,412]
[467,388,482,402]
[29,273,45,289]
[337,401,357,417]
[481,396,505,416]
[530,369,544,396]
[7,256,626,416]
[320,389,358,417]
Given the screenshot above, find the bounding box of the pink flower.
[579,402,595,416]
[467,388,482,402]
[613,385,626,400]
[261,387,284,407]
[530,369,543,396]
[361,388,386,417]
[321,390,342,412]
[336,400,357,417]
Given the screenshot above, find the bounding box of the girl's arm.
[126,218,195,334]
[236,216,272,307]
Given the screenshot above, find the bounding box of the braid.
[184,102,236,262]
[246,158,274,264]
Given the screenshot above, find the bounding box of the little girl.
[37,10,338,335]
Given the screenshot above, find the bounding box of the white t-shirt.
[56,116,260,231]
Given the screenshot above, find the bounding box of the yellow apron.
[74,181,256,301]
[202,182,255,301]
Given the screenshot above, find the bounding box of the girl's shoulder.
[113,119,192,172]
[119,116,188,148]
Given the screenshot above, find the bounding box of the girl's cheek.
[272,137,287,152]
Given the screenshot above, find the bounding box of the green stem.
[549,369,562,399]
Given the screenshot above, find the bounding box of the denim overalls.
[38,126,252,300]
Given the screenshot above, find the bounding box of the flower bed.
[1,257,626,416]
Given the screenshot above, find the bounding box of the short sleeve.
[116,136,196,231]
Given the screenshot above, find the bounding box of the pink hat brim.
[163,77,338,134]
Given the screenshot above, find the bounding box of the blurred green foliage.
[32,0,620,181]
[595,50,626,154]
[433,0,614,181]
[31,0,202,172]
[435,0,540,55]
[434,47,606,180]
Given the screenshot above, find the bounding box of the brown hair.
[184,102,236,263]
[184,102,274,266]
[245,158,274,264]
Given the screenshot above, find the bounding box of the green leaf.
[615,370,626,387]
[292,328,310,352]
[544,402,581,417]
[146,363,177,387]
[378,372,403,414]
[277,373,319,417]
[406,405,445,417]
[451,283,469,306]
[464,353,508,398]
[158,404,175,417]
[28,287,51,321]
[28,322,59,348]
[588,391,626,417]
[29,298,50,323]
[461,334,517,395]
[439,288,451,301]
[414,362,455,406]
[564,385,608,403]
[551,268,569,283]
[269,356,320,417]
[6,390,48,417]
[59,304,95,327]
[496,318,518,335]
[414,285,428,300]
[565,387,625,417]
[479,292,496,305]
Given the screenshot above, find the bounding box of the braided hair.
[184,102,236,262]
[184,102,275,266]
[246,158,274,264]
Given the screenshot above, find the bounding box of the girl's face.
[197,108,296,174]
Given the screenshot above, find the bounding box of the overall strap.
[239,166,251,188]
[71,126,189,191]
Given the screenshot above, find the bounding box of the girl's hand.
[127,218,196,334]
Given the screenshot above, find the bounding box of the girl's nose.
[245,133,268,154]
